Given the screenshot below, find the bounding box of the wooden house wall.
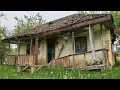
[38,40,47,65]
[103,29,115,66]
[18,24,115,67]
[19,43,27,54]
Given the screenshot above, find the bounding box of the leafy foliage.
[0,12,9,64]
[110,11,120,29]
[0,26,9,64]
[13,13,45,35]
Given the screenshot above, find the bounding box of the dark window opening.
[26,44,30,54]
[75,36,87,53]
[47,39,55,63]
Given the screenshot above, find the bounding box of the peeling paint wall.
[103,28,115,66]
[19,43,27,54]
[38,39,47,65]
[53,24,106,67]
[55,36,71,59]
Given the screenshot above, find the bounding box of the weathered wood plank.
[57,43,64,59]
[100,24,106,65]
[17,54,34,66]
[72,31,75,67]
[6,55,16,65]
[22,65,29,71]
[86,64,105,70]
[89,24,96,61]
[17,39,20,55]
[30,37,33,54]
[34,34,39,64]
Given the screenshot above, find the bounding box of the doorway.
[47,38,55,63]
[26,43,30,54]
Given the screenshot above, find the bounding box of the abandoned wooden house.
[2,13,116,72]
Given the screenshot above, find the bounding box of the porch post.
[34,33,39,65]
[17,39,20,55]
[89,24,96,61]
[100,24,105,65]
[72,31,75,67]
[30,36,33,54]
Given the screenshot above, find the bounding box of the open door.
[47,38,55,63]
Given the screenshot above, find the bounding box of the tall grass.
[1,62,120,79]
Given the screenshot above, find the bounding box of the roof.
[3,13,114,40]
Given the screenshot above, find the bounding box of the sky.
[0,11,77,31]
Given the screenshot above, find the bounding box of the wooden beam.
[89,25,96,61]
[72,31,75,66]
[57,43,64,59]
[30,37,33,54]
[100,24,105,65]
[22,65,29,71]
[17,39,20,55]
[34,34,39,65]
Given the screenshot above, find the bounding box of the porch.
[6,48,109,73]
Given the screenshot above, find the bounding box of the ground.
[0,62,120,79]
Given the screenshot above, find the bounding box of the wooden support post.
[72,32,75,67]
[17,39,20,55]
[31,66,35,74]
[17,66,21,72]
[34,34,39,65]
[100,24,105,65]
[30,37,33,54]
[16,39,20,65]
[57,43,64,59]
[89,25,96,61]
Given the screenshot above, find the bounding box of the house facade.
[3,14,116,70]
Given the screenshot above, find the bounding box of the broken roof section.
[3,13,115,41]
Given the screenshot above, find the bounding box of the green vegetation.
[13,13,45,35]
[0,62,120,79]
[0,13,10,64]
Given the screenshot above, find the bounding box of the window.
[75,36,87,53]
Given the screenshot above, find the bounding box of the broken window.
[75,36,87,53]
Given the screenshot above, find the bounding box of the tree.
[13,13,45,35]
[0,12,9,64]
[0,26,9,64]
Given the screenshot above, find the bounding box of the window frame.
[75,36,87,54]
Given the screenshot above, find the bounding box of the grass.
[1,62,120,79]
